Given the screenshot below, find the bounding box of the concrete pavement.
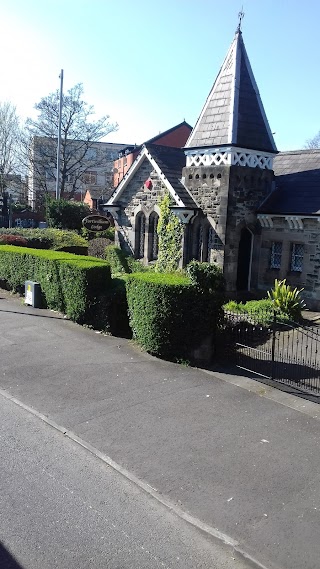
[1,393,249,569]
[1,290,320,569]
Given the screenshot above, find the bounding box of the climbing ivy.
[155,193,183,272]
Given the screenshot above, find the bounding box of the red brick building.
[113,121,192,187]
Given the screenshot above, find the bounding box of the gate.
[219,310,320,397]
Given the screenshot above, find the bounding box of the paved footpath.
[1,291,320,569]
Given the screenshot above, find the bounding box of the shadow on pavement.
[0,542,25,569]
[0,308,65,320]
[207,361,320,404]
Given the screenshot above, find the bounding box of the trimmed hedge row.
[126,272,223,362]
[0,245,111,322]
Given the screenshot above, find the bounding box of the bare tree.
[305,131,320,149]
[0,102,22,195]
[25,83,118,202]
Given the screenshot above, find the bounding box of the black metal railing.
[218,310,320,397]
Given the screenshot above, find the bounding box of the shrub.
[223,300,246,313]
[0,228,88,254]
[0,234,28,247]
[186,261,225,294]
[46,197,91,230]
[224,298,274,314]
[105,245,131,274]
[126,256,151,273]
[82,226,115,241]
[126,272,223,362]
[0,245,111,322]
[88,237,113,259]
[267,279,306,320]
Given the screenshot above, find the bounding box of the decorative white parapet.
[185,146,274,170]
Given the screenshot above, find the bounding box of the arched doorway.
[236,228,253,291]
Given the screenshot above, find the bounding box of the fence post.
[271,309,276,379]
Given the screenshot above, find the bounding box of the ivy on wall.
[155,193,183,273]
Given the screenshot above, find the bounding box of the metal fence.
[218,310,320,397]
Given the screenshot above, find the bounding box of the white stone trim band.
[185,147,274,170]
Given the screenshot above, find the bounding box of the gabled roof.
[185,31,277,153]
[259,149,320,215]
[145,121,192,145]
[85,188,106,199]
[119,121,193,157]
[107,144,197,209]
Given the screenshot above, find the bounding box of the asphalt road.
[0,393,250,569]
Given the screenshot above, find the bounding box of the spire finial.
[236,7,245,33]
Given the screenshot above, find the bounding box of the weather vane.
[237,7,245,33]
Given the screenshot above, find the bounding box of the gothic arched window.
[197,224,204,261]
[149,212,159,261]
[136,212,146,258]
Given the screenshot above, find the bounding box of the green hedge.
[0,245,111,322]
[85,277,131,337]
[126,272,223,362]
[0,228,88,255]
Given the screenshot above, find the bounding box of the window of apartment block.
[291,243,304,272]
[45,167,56,180]
[85,148,97,160]
[270,241,282,269]
[82,171,97,185]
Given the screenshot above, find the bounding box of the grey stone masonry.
[184,162,275,291]
[258,217,320,310]
[115,158,168,258]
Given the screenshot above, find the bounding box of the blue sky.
[1,0,319,150]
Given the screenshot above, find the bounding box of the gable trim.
[107,145,185,207]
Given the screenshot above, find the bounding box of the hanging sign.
[82,214,110,232]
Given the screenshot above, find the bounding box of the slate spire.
[185,31,277,153]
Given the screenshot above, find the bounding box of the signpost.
[82,214,111,233]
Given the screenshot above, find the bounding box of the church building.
[106,27,320,309]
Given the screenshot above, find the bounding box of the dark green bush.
[186,261,225,294]
[88,237,114,259]
[46,197,91,230]
[0,245,111,322]
[126,272,223,361]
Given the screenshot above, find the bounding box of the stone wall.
[116,158,167,260]
[258,217,320,309]
[184,163,275,291]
